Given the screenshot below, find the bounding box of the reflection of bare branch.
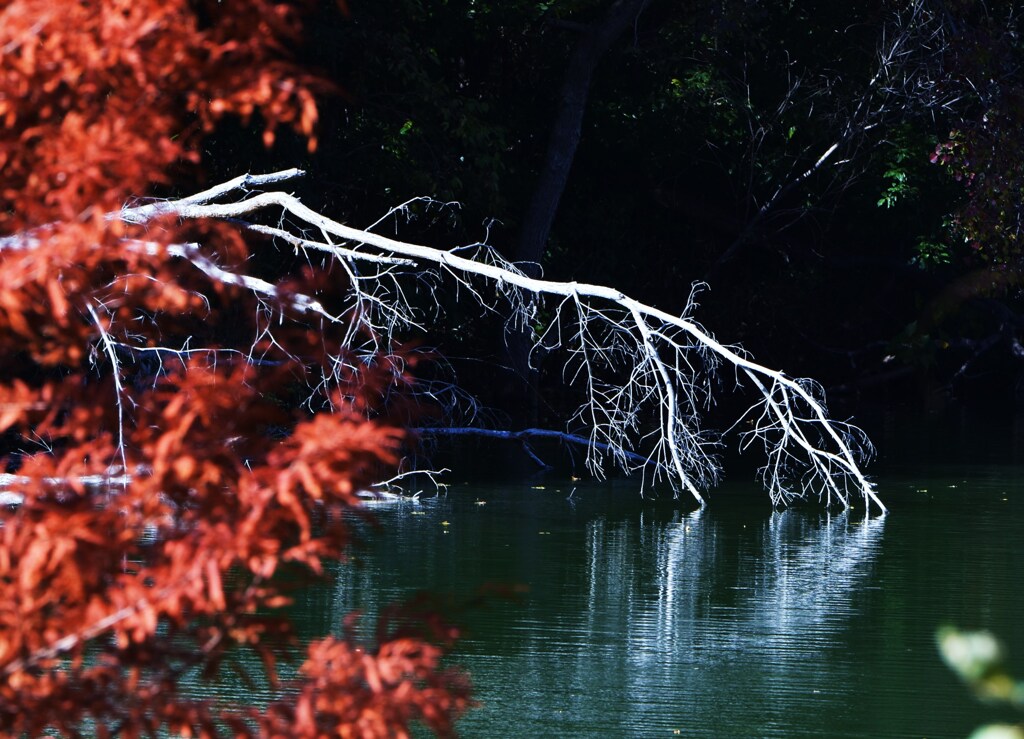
[114,170,883,511]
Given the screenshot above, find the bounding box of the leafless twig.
[113,170,884,512]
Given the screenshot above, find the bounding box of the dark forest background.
[202,0,1024,427]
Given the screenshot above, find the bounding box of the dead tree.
[4,169,885,511]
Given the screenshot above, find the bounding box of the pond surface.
[291,415,1024,737]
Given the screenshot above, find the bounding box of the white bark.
[102,170,882,511]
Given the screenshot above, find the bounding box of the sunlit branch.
[116,170,885,512]
[86,301,129,482]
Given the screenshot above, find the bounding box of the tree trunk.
[510,0,651,426]
[516,0,651,272]
[108,168,887,511]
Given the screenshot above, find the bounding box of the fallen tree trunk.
[3,169,885,512]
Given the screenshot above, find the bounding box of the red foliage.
[0,0,329,230]
[0,1,470,736]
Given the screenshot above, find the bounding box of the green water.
[214,416,1024,737]
[321,475,1020,738]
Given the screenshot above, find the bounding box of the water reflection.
[538,508,885,736]
[165,466,1024,737]
[352,489,896,736]
[169,464,1024,737]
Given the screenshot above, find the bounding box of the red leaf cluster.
[0,0,330,231]
[0,1,471,736]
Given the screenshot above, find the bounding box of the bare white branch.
[109,169,884,512]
